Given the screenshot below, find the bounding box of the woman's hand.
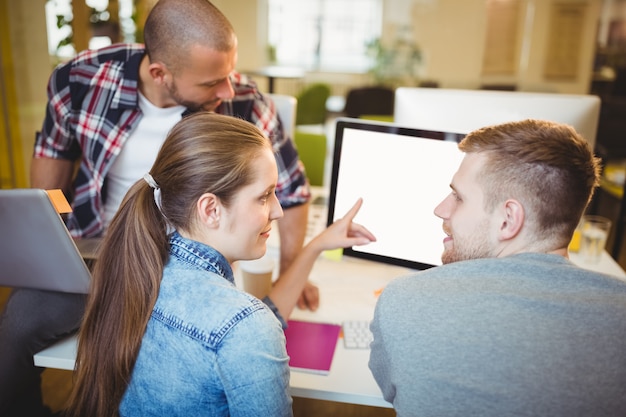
[270,198,375,319]
[311,198,376,251]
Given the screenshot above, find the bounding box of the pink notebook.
[284,320,341,374]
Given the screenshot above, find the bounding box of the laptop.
[0,189,91,293]
[327,118,466,270]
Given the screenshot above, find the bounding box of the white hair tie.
[143,173,159,189]
[143,173,163,213]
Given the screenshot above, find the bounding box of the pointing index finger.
[341,198,364,222]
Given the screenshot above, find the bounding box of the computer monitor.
[394,87,601,149]
[328,118,466,270]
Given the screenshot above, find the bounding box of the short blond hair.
[459,119,601,244]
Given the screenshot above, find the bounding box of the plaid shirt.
[34,44,310,238]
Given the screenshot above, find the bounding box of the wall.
[398,0,602,94]
[0,0,611,186]
[217,0,603,96]
[524,0,601,94]
[401,0,601,93]
[0,0,50,188]
[212,0,268,77]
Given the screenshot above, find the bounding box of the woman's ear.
[196,193,221,228]
[499,199,524,241]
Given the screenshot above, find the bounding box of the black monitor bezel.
[327,117,466,271]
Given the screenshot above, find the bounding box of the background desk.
[244,66,304,93]
[33,194,626,408]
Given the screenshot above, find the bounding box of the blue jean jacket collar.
[168,231,234,284]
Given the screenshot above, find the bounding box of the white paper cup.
[239,256,274,299]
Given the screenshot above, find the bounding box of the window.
[45,0,135,60]
[268,0,382,73]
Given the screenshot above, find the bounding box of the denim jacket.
[120,232,292,416]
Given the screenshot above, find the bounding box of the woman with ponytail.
[66,112,375,417]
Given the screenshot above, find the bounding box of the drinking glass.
[579,215,612,264]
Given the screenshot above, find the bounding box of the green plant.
[366,27,422,86]
[55,11,73,50]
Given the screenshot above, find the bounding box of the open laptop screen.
[0,189,91,293]
[327,118,466,270]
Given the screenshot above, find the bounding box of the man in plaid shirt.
[0,1,318,415]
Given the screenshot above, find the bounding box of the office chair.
[343,86,394,118]
[295,83,331,126]
[269,93,326,186]
[268,93,297,139]
[360,114,394,123]
[294,130,326,186]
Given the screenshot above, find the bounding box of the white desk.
[33,194,626,408]
[282,255,409,407]
[32,249,626,405]
[244,66,304,94]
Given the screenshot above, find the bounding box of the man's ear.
[196,193,221,228]
[148,61,169,85]
[499,199,524,240]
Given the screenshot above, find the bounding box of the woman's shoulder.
[155,268,279,341]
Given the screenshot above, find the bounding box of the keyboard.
[305,197,328,241]
[342,320,373,349]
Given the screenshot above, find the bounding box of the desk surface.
[246,65,305,79]
[244,66,304,93]
[33,191,626,408]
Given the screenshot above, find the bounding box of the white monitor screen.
[394,87,601,149]
[328,118,465,270]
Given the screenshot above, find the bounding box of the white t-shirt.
[103,93,185,227]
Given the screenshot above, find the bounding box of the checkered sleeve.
[34,62,82,161]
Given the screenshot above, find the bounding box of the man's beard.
[167,80,220,113]
[441,219,493,264]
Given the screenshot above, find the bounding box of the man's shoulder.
[67,43,145,69]
[383,255,553,294]
[53,44,143,105]
[394,257,499,281]
[384,252,626,295]
[156,268,279,339]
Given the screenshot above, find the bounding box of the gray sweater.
[369,253,626,416]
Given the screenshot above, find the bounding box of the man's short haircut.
[459,119,601,245]
[143,0,236,73]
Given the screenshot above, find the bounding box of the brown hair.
[67,113,271,417]
[458,119,601,246]
[143,0,236,73]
